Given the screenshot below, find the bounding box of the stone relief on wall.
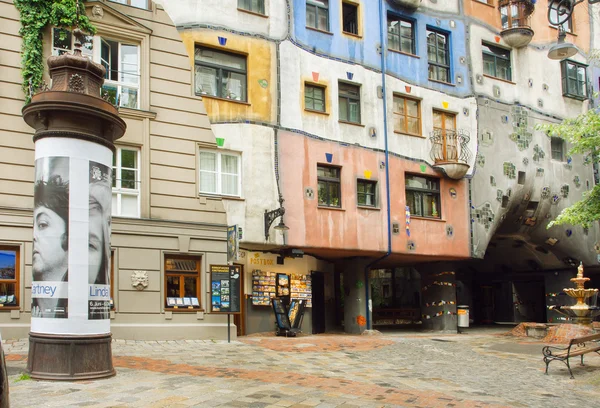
[131,271,149,291]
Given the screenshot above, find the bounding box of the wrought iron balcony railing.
[429,129,472,164]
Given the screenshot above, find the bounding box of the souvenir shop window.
[0,246,19,308]
[164,255,201,310]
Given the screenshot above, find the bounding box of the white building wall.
[161,0,288,39]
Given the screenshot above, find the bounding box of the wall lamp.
[264,196,289,241]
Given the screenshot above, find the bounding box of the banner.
[227,225,238,263]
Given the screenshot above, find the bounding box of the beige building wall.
[0,0,231,340]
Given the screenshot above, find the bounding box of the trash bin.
[457,305,469,328]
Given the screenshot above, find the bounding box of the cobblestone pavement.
[4,328,600,407]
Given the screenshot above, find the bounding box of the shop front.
[235,250,334,336]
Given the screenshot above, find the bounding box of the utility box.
[457,305,469,328]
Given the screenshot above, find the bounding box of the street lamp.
[264,196,289,241]
[546,1,597,59]
[547,27,578,60]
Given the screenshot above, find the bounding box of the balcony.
[429,129,472,180]
[387,0,421,10]
[498,0,535,48]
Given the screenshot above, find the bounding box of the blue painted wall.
[292,1,472,97]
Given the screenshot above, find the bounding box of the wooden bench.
[542,333,600,379]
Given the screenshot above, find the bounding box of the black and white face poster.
[88,161,112,320]
[32,137,112,336]
[32,156,70,319]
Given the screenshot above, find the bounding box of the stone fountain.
[550,263,600,326]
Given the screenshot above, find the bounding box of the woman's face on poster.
[33,206,68,280]
[88,198,104,281]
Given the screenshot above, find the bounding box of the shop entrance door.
[233,263,245,336]
[312,271,325,334]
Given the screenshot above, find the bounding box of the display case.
[251,269,276,306]
[290,274,312,308]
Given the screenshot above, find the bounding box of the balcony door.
[433,110,457,162]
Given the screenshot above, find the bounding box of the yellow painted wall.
[179,30,275,123]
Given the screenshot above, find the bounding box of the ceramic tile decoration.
[565,229,573,238]
[523,157,529,166]
[479,129,494,146]
[459,56,466,64]
[528,78,533,88]
[574,175,581,188]
[446,225,454,237]
[501,115,509,124]
[305,187,315,199]
[509,107,532,150]
[496,189,503,202]
[541,186,551,199]
[476,153,485,167]
[473,202,495,231]
[533,145,545,162]
[503,162,516,179]
[536,167,544,177]
[493,85,501,97]
[476,74,483,84]
[449,188,457,198]
[537,99,543,108]
[561,184,569,198]
[490,175,496,186]
[463,107,469,116]
[551,194,561,205]
[407,241,416,251]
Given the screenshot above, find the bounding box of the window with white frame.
[199,150,241,197]
[109,0,149,9]
[51,29,140,109]
[112,147,140,217]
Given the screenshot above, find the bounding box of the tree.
[536,109,600,228]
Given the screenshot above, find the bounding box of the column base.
[27,332,115,380]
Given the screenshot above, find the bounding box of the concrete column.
[341,258,371,334]
[419,263,457,332]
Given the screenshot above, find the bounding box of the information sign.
[210,265,241,314]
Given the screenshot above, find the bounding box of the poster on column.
[32,156,70,319]
[88,161,112,320]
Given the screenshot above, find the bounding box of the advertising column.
[23,41,126,380]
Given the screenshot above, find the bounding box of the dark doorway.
[312,271,326,334]
[233,263,245,336]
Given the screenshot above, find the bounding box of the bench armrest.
[542,345,569,357]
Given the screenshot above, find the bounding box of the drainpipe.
[363,0,393,331]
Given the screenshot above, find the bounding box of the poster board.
[210,265,241,314]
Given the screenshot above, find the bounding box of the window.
[357,179,376,207]
[318,165,341,207]
[475,0,493,4]
[112,146,140,217]
[499,1,531,29]
[52,28,93,58]
[393,95,421,135]
[238,0,265,14]
[342,2,359,35]
[165,255,201,308]
[110,250,115,309]
[482,43,511,81]
[405,175,441,218]
[561,60,587,100]
[427,29,450,83]
[306,0,329,31]
[388,15,415,55]
[0,247,19,307]
[551,137,565,161]
[52,29,140,109]
[549,6,572,32]
[305,84,326,112]
[101,39,140,109]
[109,0,148,9]
[338,82,361,124]
[199,150,241,197]
[194,46,247,102]
[432,110,458,162]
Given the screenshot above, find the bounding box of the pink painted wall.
[278,131,470,259]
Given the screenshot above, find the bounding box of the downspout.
[364,0,393,330]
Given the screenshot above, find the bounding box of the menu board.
[252,269,276,306]
[290,274,312,308]
[210,265,241,314]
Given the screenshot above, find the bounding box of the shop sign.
[249,252,274,266]
[210,265,241,314]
